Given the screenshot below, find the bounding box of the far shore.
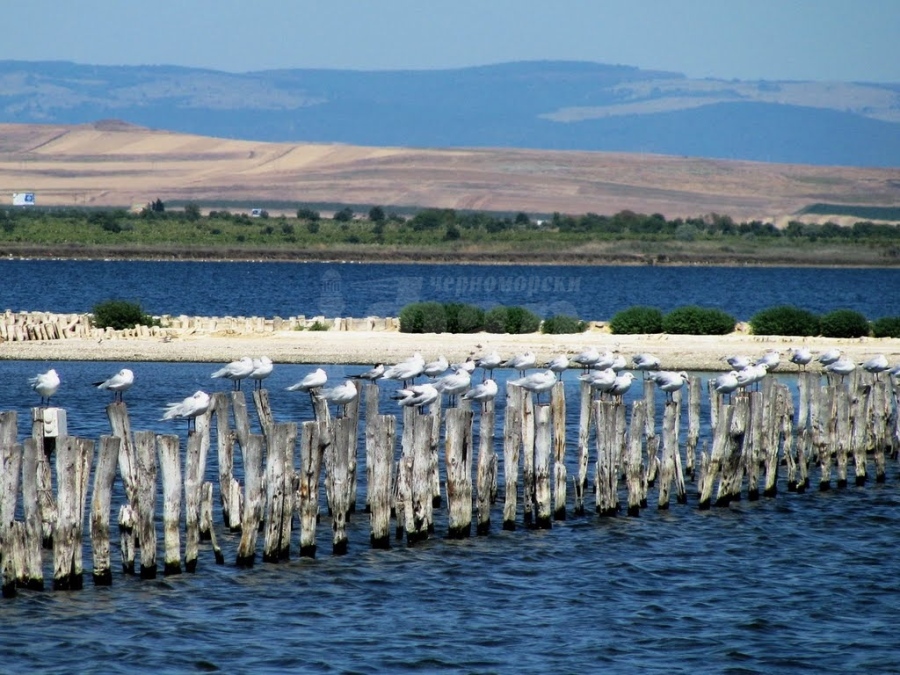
[2,330,898,372]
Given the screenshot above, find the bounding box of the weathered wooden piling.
[551,381,567,521]
[698,403,733,510]
[118,504,137,575]
[427,396,442,514]
[445,408,474,538]
[395,406,415,540]
[89,436,119,586]
[745,391,764,500]
[625,401,646,516]
[33,408,59,548]
[369,414,395,549]
[157,434,182,576]
[52,437,78,590]
[199,481,224,564]
[657,401,677,509]
[835,386,851,488]
[106,402,138,509]
[502,383,523,529]
[475,399,496,536]
[343,394,361,514]
[364,383,380,514]
[184,431,204,571]
[212,392,240,531]
[21,438,43,589]
[718,394,749,506]
[1,413,22,597]
[686,376,701,480]
[644,378,659,487]
[134,430,158,579]
[329,417,353,554]
[236,434,264,567]
[850,383,870,486]
[533,405,553,529]
[594,400,618,516]
[297,421,323,557]
[521,392,536,526]
[573,379,591,516]
[232,391,251,451]
[871,378,889,482]
[263,422,297,562]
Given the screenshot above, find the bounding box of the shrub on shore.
[92,299,158,330]
[872,316,900,338]
[750,305,820,336]
[443,302,485,333]
[541,314,587,334]
[663,306,736,335]
[609,306,664,334]
[819,309,870,338]
[398,301,447,333]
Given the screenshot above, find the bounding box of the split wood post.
[872,378,888,482]
[134,430,158,579]
[194,406,213,540]
[521,392,535,527]
[445,408,474,538]
[685,376,701,481]
[364,383,380,514]
[236,434,264,567]
[32,408,58,548]
[407,412,434,545]
[817,385,836,490]
[252,388,275,440]
[594,400,617,516]
[573,379,591,515]
[670,390,687,505]
[394,406,415,540]
[657,401,677,509]
[199,482,224,564]
[52,436,81,590]
[772,384,794,497]
[746,391,764,500]
[91,436,122,586]
[427,395,442,514]
[1,414,21,597]
[184,431,204,572]
[212,393,239,531]
[502,383,523,529]
[263,422,297,563]
[156,434,182,576]
[106,402,138,512]
[625,401,646,516]
[698,403,733,509]
[21,438,43,589]
[835,386,851,488]
[329,417,353,555]
[475,399,496,535]
[72,437,93,589]
[850,383,870,486]
[117,502,137,575]
[232,391,251,452]
[297,421,323,558]
[551,381,567,521]
[369,414,395,549]
[344,393,361,514]
[644,378,659,486]
[533,404,553,529]
[719,393,750,506]
[312,392,334,515]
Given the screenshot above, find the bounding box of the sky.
[0,0,898,82]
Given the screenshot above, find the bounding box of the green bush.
[750,305,820,336]
[444,303,485,333]
[399,302,447,333]
[92,299,158,330]
[663,306,736,335]
[872,316,900,338]
[504,306,541,334]
[484,306,509,333]
[541,314,587,334]
[609,306,664,334]
[819,309,870,338]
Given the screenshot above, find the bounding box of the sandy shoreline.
[2,329,898,372]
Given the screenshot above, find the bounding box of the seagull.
[161,390,211,431]
[712,371,740,402]
[632,353,661,377]
[608,372,636,401]
[861,354,890,377]
[788,347,813,370]
[475,351,503,379]
[545,354,570,374]
[755,349,781,371]
[579,368,617,398]
[594,350,617,371]
[391,383,440,413]
[287,367,327,393]
[652,370,690,401]
[450,356,476,375]
[461,379,499,411]
[433,368,472,406]
[736,363,767,391]
[423,355,449,378]
[352,363,385,381]
[320,380,358,417]
[211,356,254,390]
[509,369,557,404]
[817,348,842,367]
[724,354,751,371]
[29,368,60,406]
[93,368,134,402]
[503,351,536,376]
[826,358,856,383]
[381,352,425,386]
[571,347,601,371]
[610,354,627,372]
[248,356,273,390]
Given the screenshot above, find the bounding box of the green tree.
[333,207,354,222]
[184,203,201,221]
[368,205,386,222]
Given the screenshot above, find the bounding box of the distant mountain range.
[1,60,899,167]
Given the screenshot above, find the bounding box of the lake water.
[2,261,900,673]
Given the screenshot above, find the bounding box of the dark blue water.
[1,259,897,320]
[2,359,900,673]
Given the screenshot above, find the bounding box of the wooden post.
[835,387,851,488]
[594,400,617,516]
[200,482,224,564]
[106,402,138,509]
[502,383,523,529]
[574,379,591,515]
[236,434,264,567]
[533,405,553,529]
[156,434,182,576]
[850,384,870,486]
[73,437,93,588]
[297,421,323,558]
[52,437,76,590]
[21,438,43,589]
[816,385,836,490]
[134,430,158,579]
[1,414,22,597]
[445,408,474,538]
[745,391,763,500]
[718,394,749,506]
[872,379,888,483]
[118,503,137,575]
[252,388,275,439]
[685,376,701,480]
[699,403,732,509]
[521,391,535,527]
[625,401,645,516]
[330,417,353,554]
[33,408,58,548]
[475,400,496,535]
[407,413,434,545]
[344,394,361,514]
[774,384,795,496]
[184,431,204,572]
[369,414,395,549]
[395,406,415,540]
[232,391,251,451]
[263,422,297,562]
[551,381,567,521]
[643,378,658,486]
[428,396,442,515]
[364,383,380,514]
[212,392,238,530]
[657,401,677,509]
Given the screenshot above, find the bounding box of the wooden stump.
[369,415,395,549]
[236,434,264,567]
[445,408,474,538]
[21,438,44,589]
[533,405,552,529]
[502,384,523,529]
[297,421,323,558]
[625,402,646,516]
[134,430,158,579]
[157,434,182,576]
[475,401,496,536]
[551,381,567,521]
[90,437,121,586]
[573,380,591,516]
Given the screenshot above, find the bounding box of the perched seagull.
[248,356,273,390]
[211,356,254,390]
[890,363,900,379]
[423,355,449,378]
[450,356,477,375]
[736,363,767,391]
[861,354,890,377]
[382,352,425,386]
[788,347,813,370]
[29,368,60,406]
[610,354,628,372]
[433,368,472,406]
[652,370,690,401]
[817,348,842,367]
[579,368,617,398]
[632,353,661,377]
[608,372,636,401]
[594,351,617,371]
[571,346,601,371]
[93,368,134,402]
[826,358,856,382]
[391,383,440,413]
[509,369,557,404]
[353,363,385,381]
[475,351,504,379]
[318,380,358,418]
[755,349,781,371]
[545,354,570,374]
[161,390,211,431]
[503,351,537,376]
[724,354,752,371]
[461,379,499,411]
[712,371,740,401]
[287,368,327,393]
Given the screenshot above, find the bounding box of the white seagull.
[594,351,617,371]
[475,351,504,378]
[652,370,690,400]
[724,354,751,371]
[755,349,781,371]
[287,367,328,393]
[29,368,60,406]
[632,353,661,377]
[788,347,813,370]
[321,380,359,417]
[712,371,740,401]
[861,354,890,377]
[571,347,601,371]
[161,390,211,431]
[610,354,628,372]
[353,363,385,381]
[826,358,856,382]
[248,356,274,390]
[391,383,440,413]
[433,368,472,406]
[608,372,636,400]
[93,368,134,402]
[381,352,425,385]
[736,363,768,390]
[461,379,499,410]
[509,369,557,403]
[451,356,477,374]
[423,355,449,378]
[545,354,571,374]
[817,348,842,367]
[579,368,617,398]
[211,356,254,390]
[503,351,537,376]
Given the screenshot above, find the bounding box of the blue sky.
[1,0,898,82]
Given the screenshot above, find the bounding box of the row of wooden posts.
[1,368,898,597]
